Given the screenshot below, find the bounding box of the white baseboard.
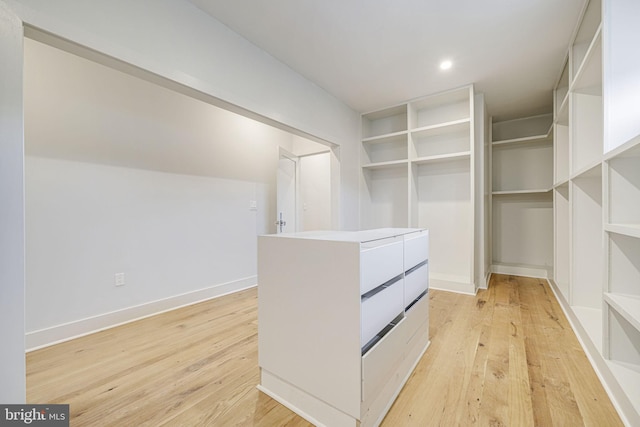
[26,276,257,351]
[479,271,492,290]
[491,263,550,279]
[258,371,352,427]
[429,275,476,295]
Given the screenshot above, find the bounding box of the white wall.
[5,0,361,229]
[25,157,267,334]
[23,38,333,348]
[23,38,288,185]
[0,2,26,403]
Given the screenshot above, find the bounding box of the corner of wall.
[0,1,26,403]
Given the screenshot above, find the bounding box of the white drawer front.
[404,230,428,271]
[404,262,428,307]
[361,317,407,403]
[360,240,404,295]
[404,291,429,344]
[361,278,404,347]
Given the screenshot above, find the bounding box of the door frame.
[277,147,300,233]
[277,145,340,233]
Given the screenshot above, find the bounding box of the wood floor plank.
[519,281,555,427]
[455,286,494,426]
[521,278,585,426]
[506,277,535,426]
[26,276,623,426]
[477,286,511,426]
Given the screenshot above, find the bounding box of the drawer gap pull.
[406,290,428,311]
[361,312,404,355]
[405,259,428,276]
[361,273,403,301]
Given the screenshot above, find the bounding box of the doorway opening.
[276,147,335,233]
[22,28,339,353]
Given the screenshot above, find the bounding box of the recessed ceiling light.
[440,60,453,71]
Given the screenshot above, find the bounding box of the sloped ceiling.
[187,0,585,121]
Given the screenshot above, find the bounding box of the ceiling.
[187,0,586,121]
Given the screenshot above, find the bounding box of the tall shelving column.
[600,0,640,421]
[550,0,640,424]
[360,105,409,228]
[553,58,570,300]
[603,138,640,421]
[568,0,603,351]
[408,86,475,294]
[361,85,478,294]
[490,114,554,278]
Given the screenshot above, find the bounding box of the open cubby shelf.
[491,114,554,278]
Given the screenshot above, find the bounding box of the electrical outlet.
[249,200,257,211]
[115,273,125,287]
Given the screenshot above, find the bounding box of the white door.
[276,152,297,233]
[300,152,332,231]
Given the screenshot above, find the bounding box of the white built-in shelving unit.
[361,85,481,294]
[603,136,640,425]
[490,114,554,278]
[549,0,640,424]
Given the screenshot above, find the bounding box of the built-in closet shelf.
[492,132,552,146]
[412,151,471,165]
[604,134,640,161]
[361,105,408,140]
[554,179,570,189]
[605,224,640,239]
[362,131,409,144]
[362,160,408,170]
[410,118,470,138]
[408,87,471,129]
[604,293,640,332]
[361,133,408,164]
[606,362,640,420]
[571,161,602,180]
[571,25,603,93]
[492,189,552,196]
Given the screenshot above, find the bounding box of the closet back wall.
[24,38,320,348]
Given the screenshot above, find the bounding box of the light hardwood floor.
[27,274,623,426]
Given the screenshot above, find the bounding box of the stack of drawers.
[258,228,430,427]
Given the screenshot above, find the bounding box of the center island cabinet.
[257,228,430,427]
